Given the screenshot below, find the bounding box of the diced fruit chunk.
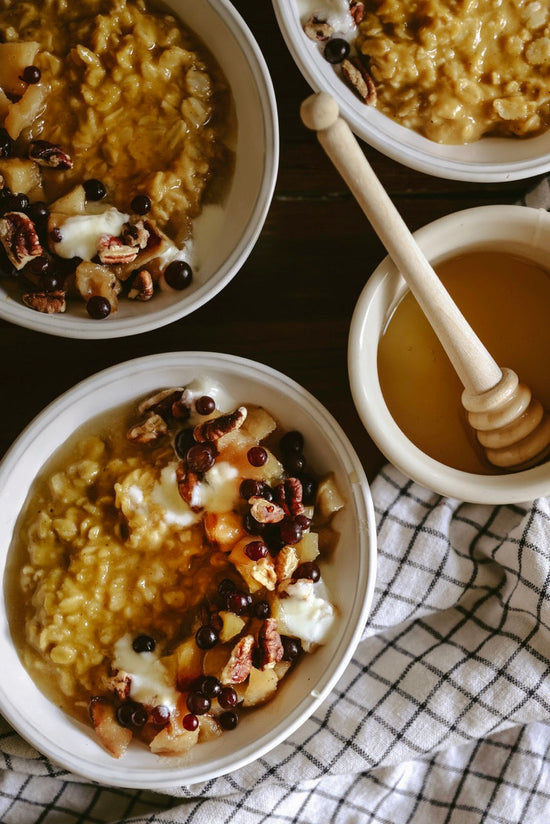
[243,667,278,707]
[4,83,48,140]
[0,41,40,96]
[218,610,246,642]
[0,158,43,198]
[89,697,132,759]
[316,473,345,520]
[75,260,121,310]
[49,185,87,215]
[242,406,277,441]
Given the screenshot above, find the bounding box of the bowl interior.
[0,352,376,787]
[0,0,278,338]
[348,204,550,504]
[273,0,550,182]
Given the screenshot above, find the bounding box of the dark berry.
[280,519,303,546]
[22,254,50,280]
[131,706,148,727]
[86,295,111,319]
[226,591,249,615]
[4,192,29,212]
[21,65,41,84]
[219,710,239,730]
[247,446,267,467]
[294,514,312,531]
[84,178,106,201]
[324,37,350,64]
[132,634,156,653]
[299,475,318,506]
[187,691,211,715]
[164,260,192,290]
[174,427,195,458]
[254,600,271,619]
[294,561,320,582]
[243,511,265,535]
[281,636,302,661]
[26,200,48,225]
[195,625,219,650]
[49,227,63,244]
[284,453,306,474]
[218,686,238,709]
[182,713,199,731]
[263,524,284,555]
[130,193,151,214]
[116,703,135,728]
[0,128,14,158]
[186,442,216,473]
[195,395,215,415]
[151,705,171,726]
[218,578,237,596]
[240,478,262,500]
[280,430,304,455]
[259,483,274,501]
[244,540,268,561]
[202,676,222,699]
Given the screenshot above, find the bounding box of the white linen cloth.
[3,462,550,823]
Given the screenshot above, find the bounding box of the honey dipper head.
[300,92,340,131]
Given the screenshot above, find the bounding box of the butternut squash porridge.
[302,0,550,144]
[6,380,344,758]
[0,0,234,317]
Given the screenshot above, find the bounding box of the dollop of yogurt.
[273,578,337,651]
[54,207,129,260]
[113,635,179,709]
[298,0,355,32]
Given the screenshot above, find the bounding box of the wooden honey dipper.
[300,92,550,471]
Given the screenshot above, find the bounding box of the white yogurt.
[113,635,179,709]
[54,207,129,260]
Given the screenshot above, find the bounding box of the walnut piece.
[0,210,42,269]
[249,496,285,524]
[126,412,168,444]
[128,269,154,301]
[193,406,247,443]
[341,57,377,105]
[22,289,66,314]
[304,15,334,41]
[274,478,304,517]
[220,635,255,684]
[258,618,284,669]
[349,0,366,25]
[175,460,202,510]
[28,140,73,169]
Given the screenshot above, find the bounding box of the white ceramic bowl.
[0,0,278,338]
[273,0,550,182]
[0,351,376,788]
[349,204,550,504]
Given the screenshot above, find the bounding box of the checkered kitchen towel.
[3,180,550,823]
[3,460,550,823]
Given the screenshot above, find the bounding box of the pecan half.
[258,619,284,669]
[138,387,191,421]
[97,235,139,265]
[175,460,202,510]
[193,406,247,443]
[126,412,168,444]
[122,220,150,250]
[22,289,66,314]
[341,57,376,104]
[220,635,255,684]
[28,140,73,169]
[0,211,43,269]
[249,496,285,524]
[274,478,304,517]
[349,0,366,25]
[128,268,154,301]
[303,15,334,41]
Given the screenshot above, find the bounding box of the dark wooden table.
[0,0,538,481]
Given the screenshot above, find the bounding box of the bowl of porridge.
[0,351,376,787]
[273,0,550,181]
[0,0,278,337]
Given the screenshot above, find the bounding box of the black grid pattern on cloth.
[3,462,550,822]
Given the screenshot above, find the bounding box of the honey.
[378,251,550,474]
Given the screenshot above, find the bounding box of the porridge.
[0,0,234,317]
[302,0,550,144]
[6,380,344,758]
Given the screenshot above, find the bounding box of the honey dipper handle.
[300,92,502,396]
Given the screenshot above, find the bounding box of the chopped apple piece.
[0,158,43,198]
[171,636,203,690]
[150,722,199,755]
[203,510,245,551]
[295,531,319,563]
[316,473,345,520]
[4,82,48,140]
[49,185,87,215]
[242,667,278,707]
[218,610,246,642]
[89,697,132,759]
[0,88,9,120]
[75,260,121,310]
[242,406,277,441]
[198,714,222,742]
[0,41,39,96]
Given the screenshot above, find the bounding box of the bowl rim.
[0,351,377,788]
[0,0,279,339]
[272,0,550,183]
[348,203,550,504]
